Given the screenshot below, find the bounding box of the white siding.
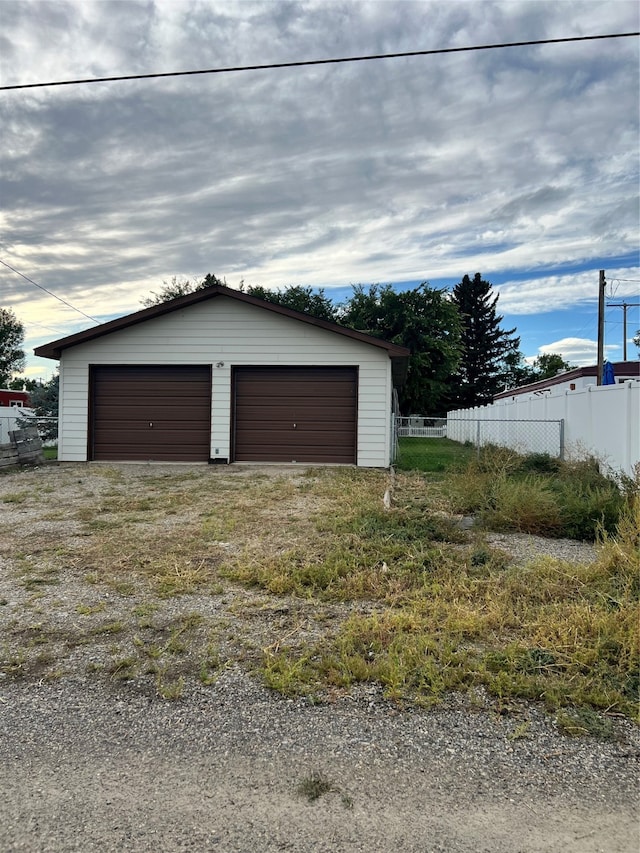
[57,296,394,467]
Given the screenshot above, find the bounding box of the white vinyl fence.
[446,417,564,458]
[448,380,639,477]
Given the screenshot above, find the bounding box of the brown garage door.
[234,366,357,463]
[90,365,211,462]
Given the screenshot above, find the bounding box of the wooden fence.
[0,428,45,468]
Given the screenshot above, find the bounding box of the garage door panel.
[234,366,357,463]
[91,365,211,462]
[235,406,355,423]
[93,403,209,421]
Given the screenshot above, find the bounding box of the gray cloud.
[0,0,638,375]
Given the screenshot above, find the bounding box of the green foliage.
[447,448,626,540]
[448,273,520,409]
[340,283,462,414]
[260,495,640,717]
[530,352,573,380]
[500,351,574,390]
[141,273,225,307]
[396,437,475,472]
[8,377,39,391]
[146,275,464,414]
[243,284,338,322]
[556,707,615,739]
[0,307,25,387]
[18,373,59,441]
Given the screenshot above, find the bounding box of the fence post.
[476,419,481,459]
[559,419,565,460]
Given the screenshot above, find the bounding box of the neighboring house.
[494,360,640,402]
[35,284,409,466]
[0,391,33,444]
[0,389,30,407]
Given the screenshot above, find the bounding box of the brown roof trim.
[34,283,411,361]
[494,360,640,399]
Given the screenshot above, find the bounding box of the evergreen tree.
[449,273,519,408]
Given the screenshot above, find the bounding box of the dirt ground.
[0,462,638,852]
[2,671,639,853]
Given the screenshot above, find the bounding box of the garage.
[36,284,409,467]
[233,366,357,463]
[89,365,211,462]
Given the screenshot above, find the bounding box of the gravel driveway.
[0,463,638,852]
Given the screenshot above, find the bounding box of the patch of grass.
[156,672,185,700]
[2,491,30,504]
[556,707,616,740]
[446,447,626,540]
[296,772,351,808]
[396,437,475,473]
[20,567,60,590]
[225,473,467,602]
[108,656,138,681]
[131,602,158,618]
[258,497,640,718]
[152,559,216,597]
[199,643,222,685]
[76,602,107,616]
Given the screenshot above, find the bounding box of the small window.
[10,400,24,408]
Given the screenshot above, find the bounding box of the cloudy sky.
[1,0,639,382]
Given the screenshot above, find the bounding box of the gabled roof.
[35,283,410,380]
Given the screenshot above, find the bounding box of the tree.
[633,329,640,353]
[499,351,574,391]
[499,350,536,390]
[141,275,463,413]
[141,273,225,307]
[340,283,462,415]
[448,274,520,408]
[0,308,25,387]
[243,284,339,322]
[529,353,573,381]
[18,374,59,442]
[8,377,39,391]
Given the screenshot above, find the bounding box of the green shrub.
[447,447,627,541]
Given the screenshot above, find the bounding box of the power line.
[0,258,99,323]
[1,32,638,92]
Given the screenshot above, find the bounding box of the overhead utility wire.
[0,258,99,323]
[1,32,638,91]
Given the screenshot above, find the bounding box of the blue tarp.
[602,361,616,385]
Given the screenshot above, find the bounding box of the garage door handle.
[149,422,153,428]
[293,423,297,429]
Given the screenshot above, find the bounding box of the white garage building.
[35,284,409,467]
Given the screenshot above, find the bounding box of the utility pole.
[597,270,605,386]
[606,301,640,361]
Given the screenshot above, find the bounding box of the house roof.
[35,283,410,382]
[494,360,640,400]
